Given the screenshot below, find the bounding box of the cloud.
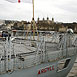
[0,0,77,22]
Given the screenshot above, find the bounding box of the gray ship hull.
[0,55,76,77]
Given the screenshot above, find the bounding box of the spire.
[52,18,54,23]
[43,18,45,21]
[37,17,40,23]
[47,17,49,20]
[37,17,39,21]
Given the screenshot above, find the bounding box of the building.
[36,17,55,31]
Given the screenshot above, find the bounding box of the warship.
[0,0,77,77]
[0,29,77,77]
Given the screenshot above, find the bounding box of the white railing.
[0,34,77,74]
[0,46,77,74]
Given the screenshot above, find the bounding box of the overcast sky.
[0,0,77,22]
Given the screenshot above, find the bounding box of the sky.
[0,0,77,23]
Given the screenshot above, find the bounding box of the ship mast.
[33,0,34,20]
[32,0,39,40]
[26,0,38,40]
[32,0,35,40]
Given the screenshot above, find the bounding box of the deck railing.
[0,34,77,74]
[0,45,77,74]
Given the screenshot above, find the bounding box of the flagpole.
[32,0,35,40]
[33,0,34,20]
[26,0,35,40]
[32,0,39,40]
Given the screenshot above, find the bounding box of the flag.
[6,0,32,3]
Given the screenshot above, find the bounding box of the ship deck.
[0,33,77,75]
